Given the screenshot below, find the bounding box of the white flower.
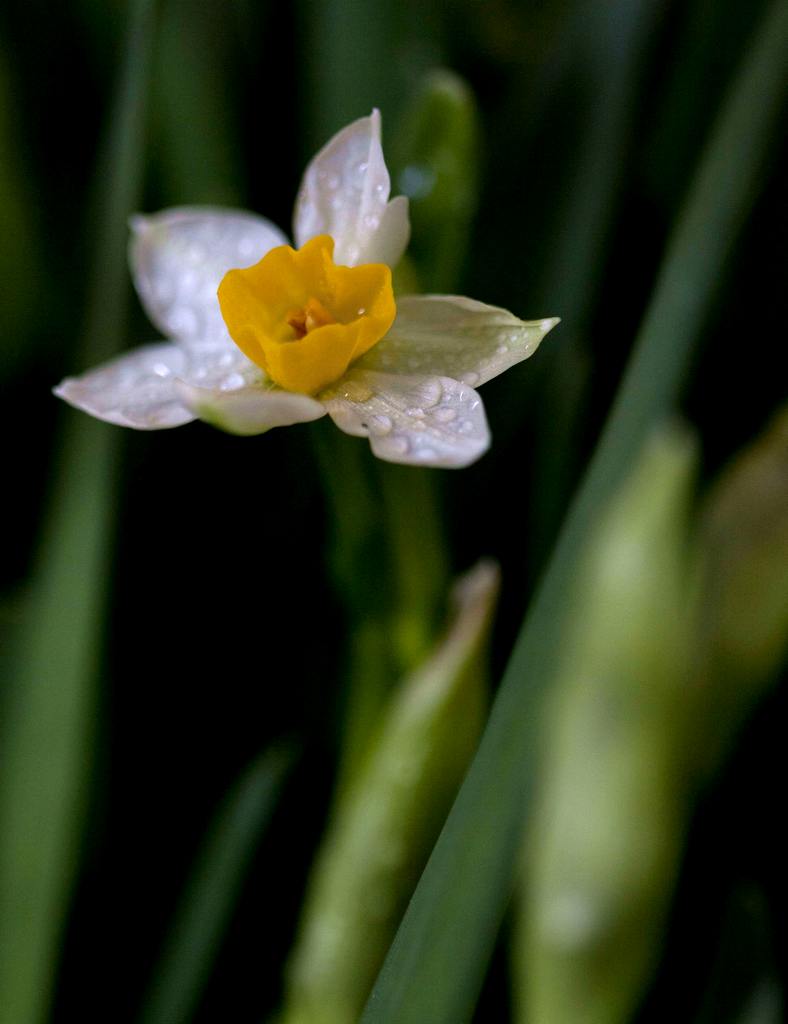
[55,111,558,468]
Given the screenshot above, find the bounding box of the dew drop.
[238,235,258,259]
[387,436,410,455]
[151,362,171,378]
[420,379,444,407]
[168,307,199,337]
[220,373,245,391]
[356,161,369,175]
[434,406,457,423]
[370,414,392,435]
[461,371,480,386]
[342,381,374,403]
[357,306,366,316]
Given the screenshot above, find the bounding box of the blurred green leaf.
[0,1,156,1021]
[0,50,42,378]
[138,746,294,1024]
[391,69,480,293]
[693,403,788,774]
[515,425,697,1024]
[296,0,440,153]
[280,562,498,1024]
[360,3,788,1021]
[152,0,244,205]
[526,0,660,552]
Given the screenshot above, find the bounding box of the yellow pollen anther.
[217,235,396,395]
[285,297,336,339]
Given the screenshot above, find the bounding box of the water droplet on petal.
[220,373,245,391]
[370,414,392,435]
[461,371,479,386]
[238,235,258,259]
[420,380,443,407]
[387,436,410,455]
[434,406,457,423]
[342,380,374,403]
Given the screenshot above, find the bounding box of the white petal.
[130,207,289,347]
[360,295,559,386]
[321,368,489,468]
[54,343,265,430]
[293,109,410,268]
[55,343,197,429]
[175,381,326,436]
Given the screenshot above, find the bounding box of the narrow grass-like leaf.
[526,0,660,552]
[0,3,156,1022]
[360,4,788,1022]
[138,746,294,1024]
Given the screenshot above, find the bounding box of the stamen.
[286,297,335,339]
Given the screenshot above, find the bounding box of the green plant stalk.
[360,3,788,1021]
[306,65,481,775]
[0,2,157,1022]
[138,746,294,1024]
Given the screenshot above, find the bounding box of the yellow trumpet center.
[217,234,396,395]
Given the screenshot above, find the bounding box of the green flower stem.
[378,462,450,675]
[308,68,481,777]
[0,2,156,1022]
[360,3,788,1021]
